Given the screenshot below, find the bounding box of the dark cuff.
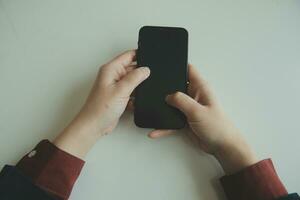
[16,140,85,200]
[220,159,287,200]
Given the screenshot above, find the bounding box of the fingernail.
[139,66,150,76]
[140,66,150,71]
[165,94,171,101]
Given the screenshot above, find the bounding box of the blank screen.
[135,26,188,129]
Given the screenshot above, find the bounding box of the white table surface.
[1,0,299,199]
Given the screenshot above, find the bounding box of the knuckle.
[101,64,108,69]
[125,49,134,54]
[99,64,108,74]
[120,50,135,61]
[171,92,183,103]
[173,92,183,99]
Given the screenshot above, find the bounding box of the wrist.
[214,136,258,175]
[54,113,104,159]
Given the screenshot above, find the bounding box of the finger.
[108,50,136,68]
[166,92,204,116]
[188,64,200,83]
[117,66,150,95]
[99,50,137,84]
[126,65,136,73]
[148,130,175,139]
[117,65,136,81]
[120,65,137,81]
[188,64,216,105]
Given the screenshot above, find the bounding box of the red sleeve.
[16,140,85,200]
[220,159,288,200]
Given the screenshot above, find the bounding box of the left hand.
[54,50,150,158]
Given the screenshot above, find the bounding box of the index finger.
[107,50,137,68]
[188,64,216,106]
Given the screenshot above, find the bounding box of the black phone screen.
[135,26,188,129]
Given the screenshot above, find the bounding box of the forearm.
[53,109,103,159]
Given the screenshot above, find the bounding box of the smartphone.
[134,26,188,129]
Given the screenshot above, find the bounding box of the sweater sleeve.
[220,159,288,200]
[16,140,85,200]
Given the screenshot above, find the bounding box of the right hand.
[149,64,258,174]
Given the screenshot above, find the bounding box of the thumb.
[166,92,202,116]
[117,67,150,95]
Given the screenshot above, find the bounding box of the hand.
[54,50,150,158]
[150,64,258,174]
